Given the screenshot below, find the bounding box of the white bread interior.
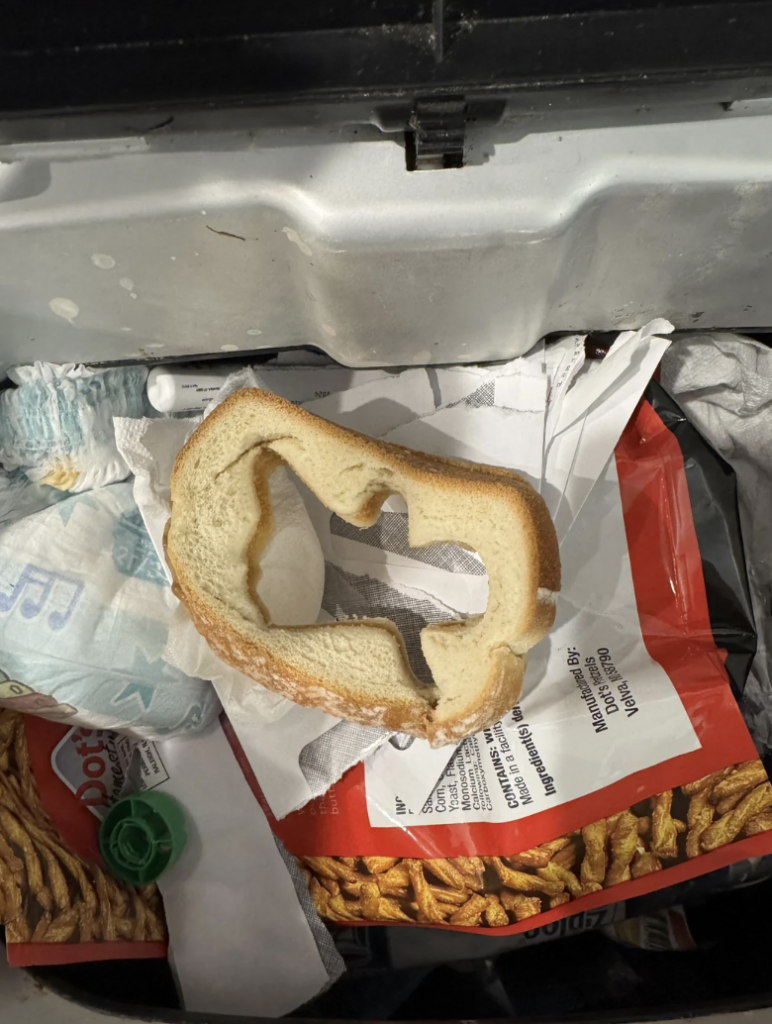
[166,389,560,746]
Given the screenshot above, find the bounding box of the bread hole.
[329,510,487,577]
[252,461,488,687]
[324,504,488,685]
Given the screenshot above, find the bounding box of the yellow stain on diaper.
[42,461,80,491]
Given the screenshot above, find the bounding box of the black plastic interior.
[3,1,772,120]
[20,868,772,1022]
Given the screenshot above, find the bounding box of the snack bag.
[291,761,770,929]
[0,709,167,965]
[255,382,772,935]
[2,707,340,1013]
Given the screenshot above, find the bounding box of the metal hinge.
[405,96,467,171]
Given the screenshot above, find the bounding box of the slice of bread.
[166,389,560,746]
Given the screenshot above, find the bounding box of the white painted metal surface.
[2,113,772,374]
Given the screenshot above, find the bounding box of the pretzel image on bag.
[0,710,167,966]
[300,760,772,929]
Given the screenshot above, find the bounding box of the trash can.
[4,4,772,1021]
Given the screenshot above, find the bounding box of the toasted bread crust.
[167,388,560,745]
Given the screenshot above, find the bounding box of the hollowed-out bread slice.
[166,389,560,746]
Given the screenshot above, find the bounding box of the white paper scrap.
[302,367,437,433]
[155,724,331,1017]
[114,416,194,579]
[364,455,700,821]
[387,401,545,492]
[254,365,390,404]
[546,327,673,543]
[225,702,341,816]
[551,319,673,439]
[364,321,695,815]
[544,334,586,439]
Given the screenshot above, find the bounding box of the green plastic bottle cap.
[99,792,186,886]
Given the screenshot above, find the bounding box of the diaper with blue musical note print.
[0,481,220,738]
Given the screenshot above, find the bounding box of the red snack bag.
[0,711,167,965]
[249,383,772,935]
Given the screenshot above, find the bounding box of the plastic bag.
[661,332,772,755]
